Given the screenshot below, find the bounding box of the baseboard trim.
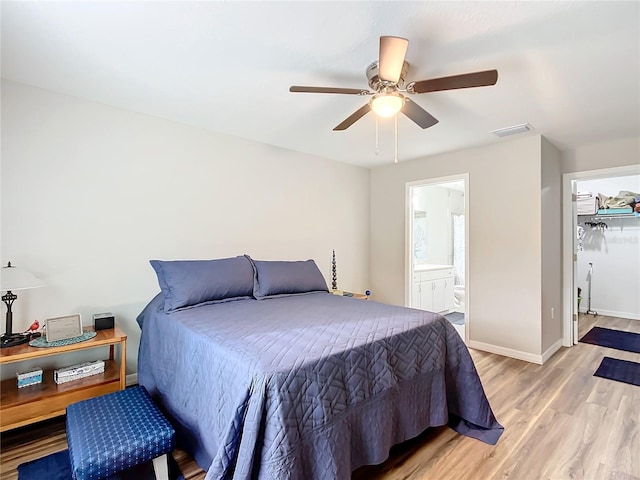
[126,373,138,387]
[579,308,639,320]
[468,340,543,365]
[541,339,563,364]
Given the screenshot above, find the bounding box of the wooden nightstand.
[0,325,127,432]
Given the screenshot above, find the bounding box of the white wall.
[578,175,640,201]
[576,175,640,319]
[0,80,371,377]
[562,137,640,174]
[371,135,547,360]
[541,138,562,354]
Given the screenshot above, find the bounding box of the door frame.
[405,173,469,342]
[562,164,640,346]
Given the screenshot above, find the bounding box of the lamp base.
[1,333,32,348]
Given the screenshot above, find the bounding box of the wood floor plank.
[551,363,601,414]
[543,401,614,479]
[587,365,630,411]
[595,462,640,480]
[601,395,640,477]
[513,364,568,416]
[425,407,531,480]
[352,426,458,479]
[0,418,67,480]
[490,407,575,480]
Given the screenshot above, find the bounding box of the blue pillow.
[150,256,254,312]
[250,258,328,299]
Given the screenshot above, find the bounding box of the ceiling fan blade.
[379,36,409,84]
[289,86,370,95]
[411,69,498,94]
[402,98,439,129]
[333,104,372,131]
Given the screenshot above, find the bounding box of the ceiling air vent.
[490,123,532,138]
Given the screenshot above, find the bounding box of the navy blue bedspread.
[137,292,502,480]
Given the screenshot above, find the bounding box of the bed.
[136,256,502,480]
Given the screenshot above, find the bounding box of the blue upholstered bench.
[66,386,175,480]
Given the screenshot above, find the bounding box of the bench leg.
[152,453,170,480]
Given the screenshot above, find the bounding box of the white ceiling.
[2,1,639,168]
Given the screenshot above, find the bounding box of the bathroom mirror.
[413,211,427,263]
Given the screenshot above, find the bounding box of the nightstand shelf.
[0,325,126,432]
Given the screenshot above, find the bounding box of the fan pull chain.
[394,114,398,164]
[375,116,379,155]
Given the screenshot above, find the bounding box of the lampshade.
[370,93,405,118]
[1,262,45,291]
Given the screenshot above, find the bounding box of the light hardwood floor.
[1,314,638,480]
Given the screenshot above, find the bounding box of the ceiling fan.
[290,36,498,131]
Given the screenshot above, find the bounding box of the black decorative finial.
[331,249,337,290]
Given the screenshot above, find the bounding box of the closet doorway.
[562,165,640,345]
[406,174,469,343]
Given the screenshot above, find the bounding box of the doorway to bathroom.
[406,174,468,343]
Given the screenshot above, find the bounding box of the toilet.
[454,285,465,312]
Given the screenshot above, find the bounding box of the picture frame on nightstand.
[45,314,83,342]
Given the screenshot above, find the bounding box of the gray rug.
[444,312,465,325]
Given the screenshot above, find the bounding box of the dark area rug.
[594,357,640,386]
[444,311,465,325]
[579,327,640,354]
[18,449,184,480]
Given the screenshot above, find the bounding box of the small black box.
[93,312,115,331]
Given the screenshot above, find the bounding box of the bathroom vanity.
[411,264,455,313]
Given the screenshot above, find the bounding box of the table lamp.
[1,262,45,348]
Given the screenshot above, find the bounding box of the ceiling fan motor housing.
[367,61,410,91]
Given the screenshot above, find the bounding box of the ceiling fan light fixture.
[289,36,498,133]
[370,93,405,118]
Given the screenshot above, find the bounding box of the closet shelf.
[577,213,638,220]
